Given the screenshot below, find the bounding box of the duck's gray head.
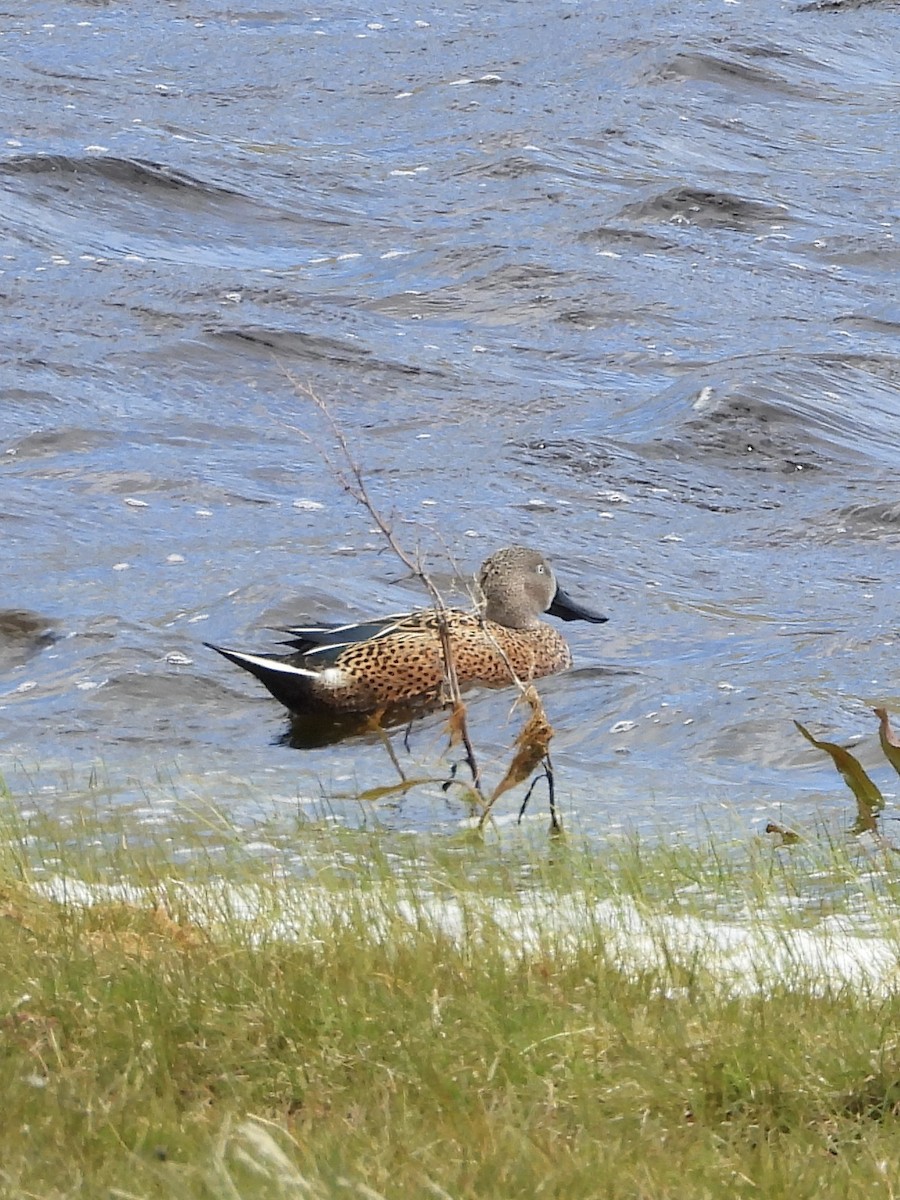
[477,546,608,630]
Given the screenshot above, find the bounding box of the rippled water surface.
[3,0,899,838]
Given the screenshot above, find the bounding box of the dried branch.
[277,369,485,799]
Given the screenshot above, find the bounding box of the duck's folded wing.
[275,613,413,657]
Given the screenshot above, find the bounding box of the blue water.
[2,0,899,840]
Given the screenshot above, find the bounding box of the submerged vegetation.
[797,707,900,837]
[1,780,900,1198]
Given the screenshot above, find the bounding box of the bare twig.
[277,370,486,800]
[363,710,406,782]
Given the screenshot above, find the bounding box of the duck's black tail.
[204,643,318,712]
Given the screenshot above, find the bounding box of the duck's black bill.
[548,587,609,624]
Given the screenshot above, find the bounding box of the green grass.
[1,788,900,1197]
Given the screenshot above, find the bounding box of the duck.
[205,545,607,716]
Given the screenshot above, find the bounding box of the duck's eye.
[536,564,545,574]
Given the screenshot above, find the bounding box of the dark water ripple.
[2,0,899,839]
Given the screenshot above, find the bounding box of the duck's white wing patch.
[207,646,347,691]
[222,650,319,678]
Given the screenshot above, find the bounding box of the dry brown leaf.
[445,699,468,749]
[795,720,884,832]
[874,707,900,777]
[82,900,205,957]
[489,686,554,806]
[765,822,801,845]
[357,777,437,802]
[146,902,206,947]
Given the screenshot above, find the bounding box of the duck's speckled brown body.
[206,546,607,716]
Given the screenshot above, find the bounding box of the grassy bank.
[1,794,900,1197]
